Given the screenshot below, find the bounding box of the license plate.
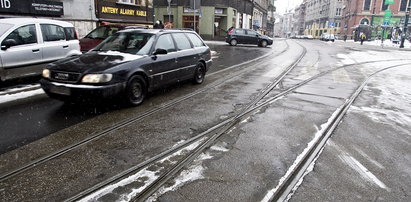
[50,85,71,96]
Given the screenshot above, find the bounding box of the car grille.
[50,71,81,83]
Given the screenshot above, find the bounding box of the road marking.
[329,141,390,191]
[353,146,385,169]
[338,154,390,191]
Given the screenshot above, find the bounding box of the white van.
[0,18,81,81]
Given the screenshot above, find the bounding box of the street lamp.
[400,4,410,48]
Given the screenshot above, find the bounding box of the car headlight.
[42,69,50,78]
[82,74,113,83]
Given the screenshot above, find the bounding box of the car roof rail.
[159,28,194,32]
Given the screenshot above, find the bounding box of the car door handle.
[32,49,40,53]
[63,45,69,48]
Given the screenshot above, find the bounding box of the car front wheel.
[193,62,206,84]
[125,75,147,106]
[230,39,238,46]
[260,40,268,47]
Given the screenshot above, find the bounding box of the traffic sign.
[384,0,394,5]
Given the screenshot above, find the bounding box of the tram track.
[2,40,410,201]
[127,54,411,201]
[265,62,411,202]
[64,44,409,201]
[62,41,307,201]
[0,41,290,182]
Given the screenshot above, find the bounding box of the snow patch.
[0,89,44,104]
[98,51,144,62]
[81,138,206,201]
[210,144,229,152]
[147,153,213,202]
[349,67,411,134]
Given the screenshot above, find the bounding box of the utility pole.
[400,2,410,48]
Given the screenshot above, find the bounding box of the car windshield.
[85,26,119,39]
[94,32,155,55]
[0,23,13,36]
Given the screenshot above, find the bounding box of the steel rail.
[0,41,289,182]
[268,63,411,202]
[71,44,411,201]
[131,41,309,202]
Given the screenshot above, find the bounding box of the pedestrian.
[153,20,165,29]
[360,32,366,45]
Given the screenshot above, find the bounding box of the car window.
[0,23,13,36]
[108,27,119,36]
[95,32,155,55]
[154,34,176,53]
[172,33,192,50]
[86,26,108,39]
[64,27,76,40]
[246,30,258,36]
[186,33,205,47]
[41,24,66,42]
[235,29,245,35]
[3,24,37,47]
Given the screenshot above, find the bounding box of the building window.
[118,0,146,6]
[360,18,370,25]
[400,0,409,11]
[336,8,342,15]
[119,0,135,4]
[363,0,371,11]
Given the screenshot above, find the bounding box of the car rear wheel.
[125,75,146,106]
[260,40,268,47]
[193,62,206,84]
[230,39,238,46]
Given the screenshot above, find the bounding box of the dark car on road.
[40,29,212,106]
[226,28,273,47]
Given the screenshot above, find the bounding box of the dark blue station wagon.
[40,29,212,106]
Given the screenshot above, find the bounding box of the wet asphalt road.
[0,41,271,154]
[0,39,410,201]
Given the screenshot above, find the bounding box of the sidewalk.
[337,39,411,51]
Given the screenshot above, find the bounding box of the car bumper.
[40,79,126,101]
[205,59,212,72]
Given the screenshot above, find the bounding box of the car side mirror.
[152,48,167,55]
[1,39,17,50]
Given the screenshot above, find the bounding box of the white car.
[0,18,81,82]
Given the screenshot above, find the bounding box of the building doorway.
[183,16,199,32]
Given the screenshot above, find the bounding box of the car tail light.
[74,29,79,40]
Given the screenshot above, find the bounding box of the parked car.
[79,24,147,52]
[226,28,273,47]
[0,18,81,82]
[320,33,335,42]
[40,29,212,106]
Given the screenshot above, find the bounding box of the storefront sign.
[384,0,395,5]
[97,1,152,23]
[0,0,63,16]
[215,8,223,14]
[184,7,199,13]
